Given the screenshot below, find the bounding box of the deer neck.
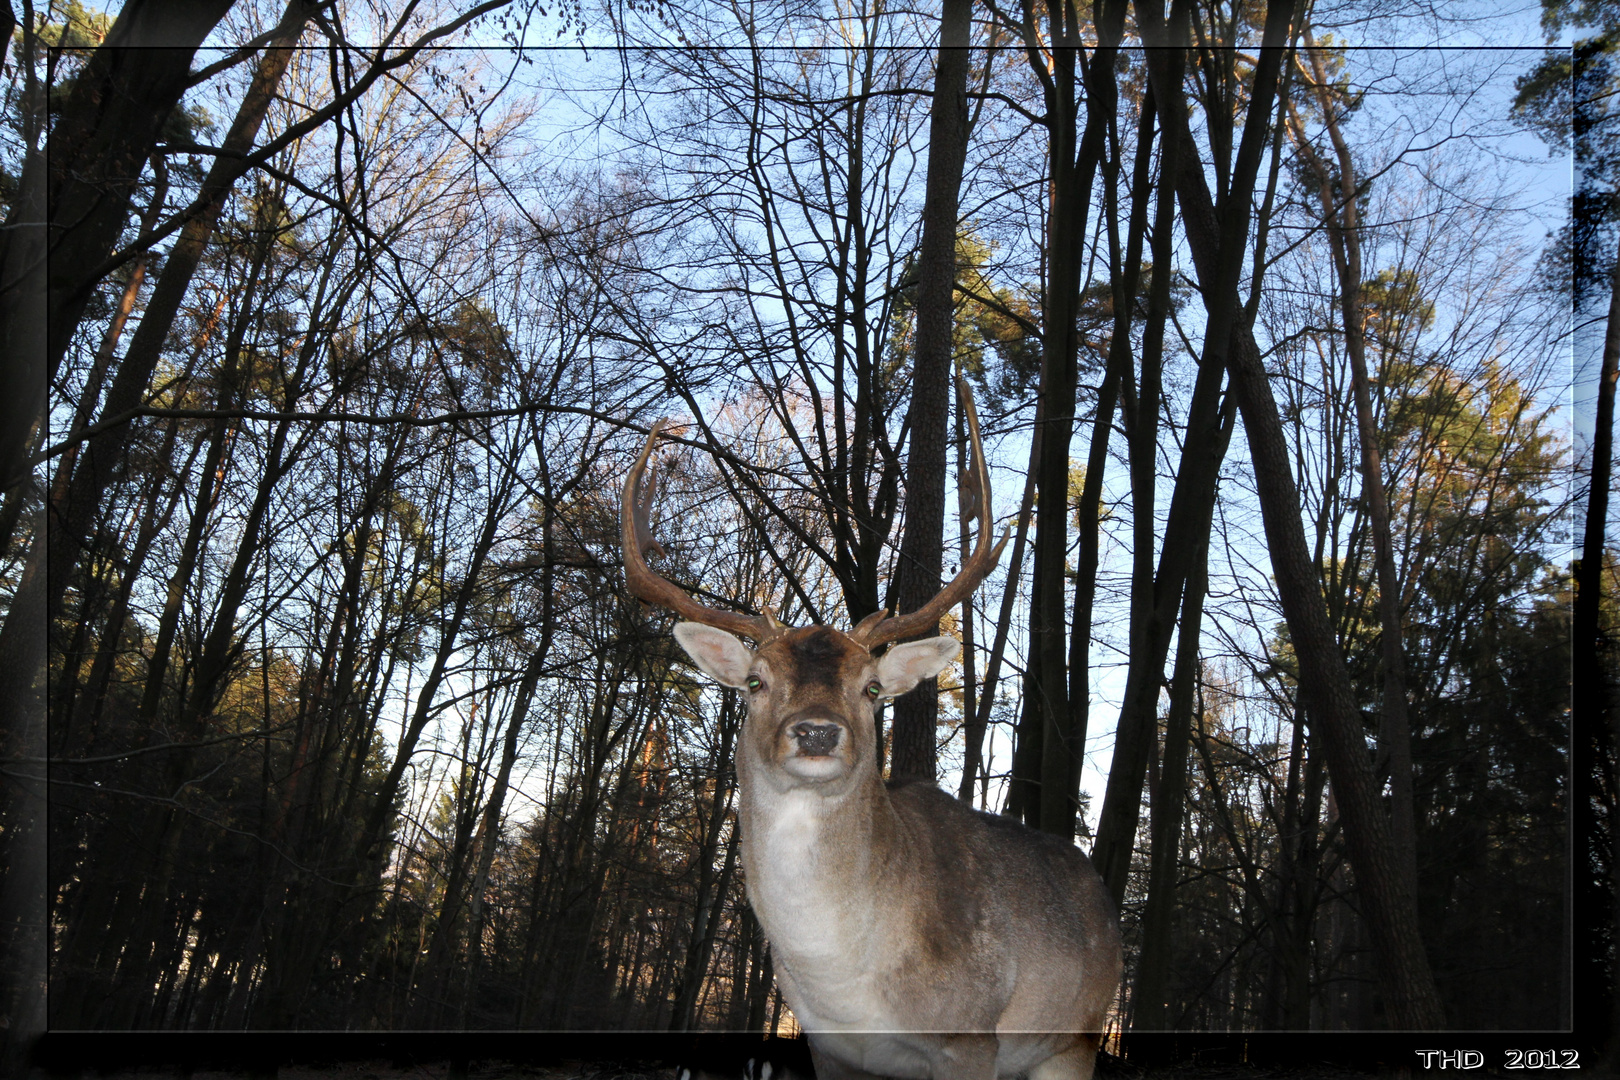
[737,751,899,961]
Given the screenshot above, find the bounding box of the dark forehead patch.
[788,627,858,687]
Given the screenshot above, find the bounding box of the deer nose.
[792,721,841,757]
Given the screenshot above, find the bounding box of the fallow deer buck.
[621,379,1121,1080]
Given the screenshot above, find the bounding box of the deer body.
[622,379,1120,1080]
[752,784,1115,1046]
[675,624,1120,1080]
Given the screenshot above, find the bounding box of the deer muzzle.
[771,708,854,782]
[792,720,841,757]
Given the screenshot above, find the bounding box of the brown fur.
[675,622,1123,1080]
[786,628,851,687]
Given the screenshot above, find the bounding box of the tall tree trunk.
[0,516,43,1059]
[971,398,1041,810]
[1028,35,1084,835]
[46,156,169,523]
[1067,81,1157,831]
[43,2,310,632]
[1016,0,1126,837]
[825,32,901,628]
[0,13,47,1060]
[0,0,235,501]
[38,160,166,734]
[53,417,197,762]
[888,0,973,784]
[1129,436,1219,1032]
[1282,714,1327,1029]
[1294,39,1419,903]
[1091,29,1232,901]
[746,913,774,1032]
[669,820,740,1031]
[136,239,273,733]
[1573,132,1620,1076]
[456,635,556,1024]
[408,705,488,1027]
[954,398,984,798]
[1141,0,1446,1029]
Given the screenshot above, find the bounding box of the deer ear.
[875,636,961,697]
[673,623,755,688]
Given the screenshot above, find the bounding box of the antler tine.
[851,374,1010,650]
[621,421,781,643]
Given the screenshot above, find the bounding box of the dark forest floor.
[26,1028,1610,1080]
[35,1055,1615,1080]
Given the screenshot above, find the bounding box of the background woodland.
[0,0,1599,1054]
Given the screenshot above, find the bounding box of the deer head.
[620,375,1007,791]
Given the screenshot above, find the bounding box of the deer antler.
[621,420,784,644]
[850,374,1009,650]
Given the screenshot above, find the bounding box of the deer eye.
[865,681,882,699]
[746,675,763,692]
